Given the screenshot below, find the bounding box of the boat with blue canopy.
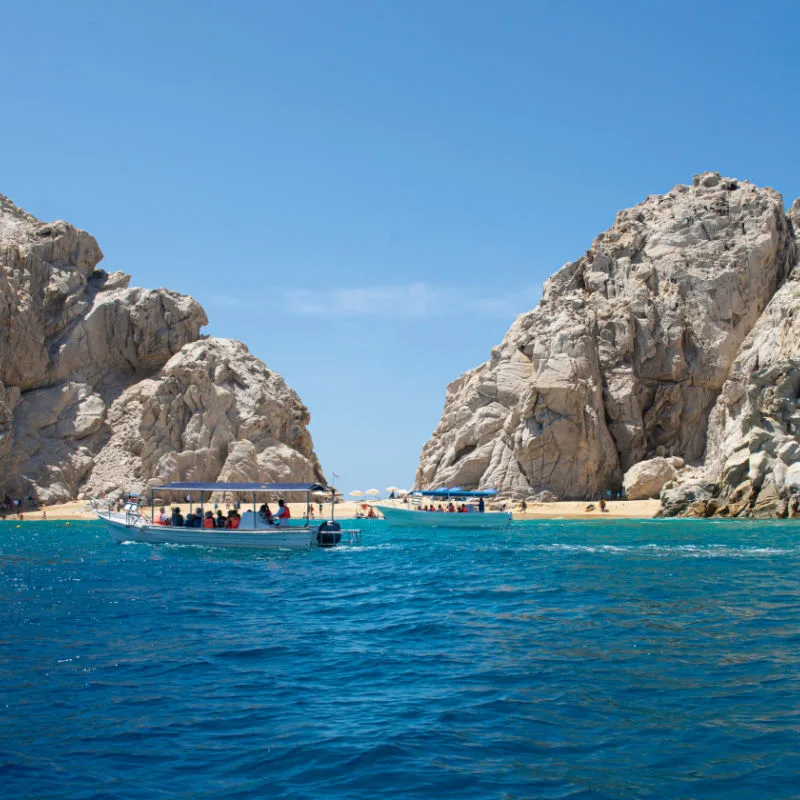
[375,488,511,529]
[94,481,361,549]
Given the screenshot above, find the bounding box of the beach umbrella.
[349,490,364,500]
[385,486,398,493]
[365,489,380,498]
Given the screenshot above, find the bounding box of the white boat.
[375,489,511,529]
[94,481,361,550]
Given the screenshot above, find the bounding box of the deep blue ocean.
[1,518,798,800]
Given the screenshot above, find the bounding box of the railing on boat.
[91,499,149,528]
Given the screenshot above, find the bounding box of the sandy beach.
[2,498,660,522]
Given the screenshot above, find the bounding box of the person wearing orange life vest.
[274,499,291,526]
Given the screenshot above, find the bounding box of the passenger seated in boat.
[225,509,241,529]
[274,499,291,526]
[185,511,197,527]
[367,506,376,518]
[158,506,169,525]
[203,511,215,528]
[437,505,444,512]
[171,506,184,527]
[447,502,455,512]
[259,503,274,524]
[215,509,226,528]
[192,507,204,527]
[478,498,485,513]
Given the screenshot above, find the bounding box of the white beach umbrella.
[349,490,364,500]
[365,488,380,498]
[385,486,398,493]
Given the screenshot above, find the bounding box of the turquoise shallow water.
[1,518,799,799]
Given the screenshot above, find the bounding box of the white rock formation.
[81,338,323,497]
[622,456,684,500]
[417,173,795,503]
[661,204,800,517]
[0,194,324,502]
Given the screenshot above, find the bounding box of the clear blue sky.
[3,1,800,494]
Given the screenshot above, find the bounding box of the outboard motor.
[316,520,342,547]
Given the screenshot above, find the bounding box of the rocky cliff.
[416,173,800,515]
[0,194,324,502]
[660,201,800,517]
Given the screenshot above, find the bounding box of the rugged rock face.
[661,213,800,517]
[0,193,324,502]
[416,173,796,504]
[82,339,323,497]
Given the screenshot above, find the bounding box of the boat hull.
[375,504,511,529]
[100,512,315,549]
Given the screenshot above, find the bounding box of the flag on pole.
[333,472,340,479]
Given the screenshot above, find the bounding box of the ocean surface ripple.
[1,518,799,799]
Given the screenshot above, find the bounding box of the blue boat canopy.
[152,482,329,493]
[414,488,498,498]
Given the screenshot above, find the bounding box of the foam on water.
[1,518,799,799]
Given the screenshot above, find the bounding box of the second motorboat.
[375,488,511,529]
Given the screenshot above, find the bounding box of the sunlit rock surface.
[0,194,323,502]
[417,173,799,513]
